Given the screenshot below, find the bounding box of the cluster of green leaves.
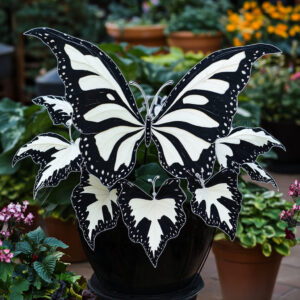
[0,227,86,300]
[215,181,298,257]
[164,0,231,34]
[107,0,167,26]
[244,55,300,124]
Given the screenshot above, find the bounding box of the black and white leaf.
[13,133,82,197]
[72,168,120,250]
[188,169,242,240]
[118,178,186,267]
[215,127,284,171]
[32,95,73,126]
[242,162,277,188]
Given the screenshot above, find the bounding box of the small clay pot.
[105,22,167,47]
[213,240,282,300]
[168,31,223,53]
[44,217,87,263]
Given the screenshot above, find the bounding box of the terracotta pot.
[213,240,282,300]
[105,22,167,47]
[80,207,215,299]
[44,217,87,263]
[168,31,223,53]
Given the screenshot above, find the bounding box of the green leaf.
[252,218,268,228]
[254,201,266,210]
[276,221,287,231]
[274,240,291,256]
[214,232,227,241]
[15,241,33,255]
[43,237,68,249]
[262,208,282,220]
[240,232,256,248]
[9,277,30,300]
[262,242,272,257]
[262,225,276,238]
[27,227,46,245]
[236,222,244,236]
[296,198,300,206]
[33,255,57,283]
[256,235,266,244]
[0,262,14,281]
[0,152,20,175]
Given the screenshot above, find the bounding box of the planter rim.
[105,22,166,31]
[169,31,223,38]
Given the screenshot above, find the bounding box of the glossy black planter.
[79,207,215,299]
[262,120,300,173]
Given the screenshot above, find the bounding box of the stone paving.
[69,171,300,299]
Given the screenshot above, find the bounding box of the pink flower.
[285,227,296,240]
[291,72,300,81]
[151,0,159,5]
[0,240,2,246]
[288,179,300,197]
[142,1,150,13]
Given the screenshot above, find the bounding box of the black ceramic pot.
[262,120,300,173]
[79,206,215,300]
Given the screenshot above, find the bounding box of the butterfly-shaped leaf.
[13,133,82,197]
[215,127,284,171]
[242,162,277,188]
[188,169,242,240]
[118,178,186,267]
[72,168,120,250]
[32,95,73,126]
[25,27,281,187]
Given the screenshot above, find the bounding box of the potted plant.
[224,1,300,55]
[213,181,299,300]
[14,27,284,298]
[244,55,300,171]
[105,0,167,47]
[0,201,87,299]
[165,0,231,53]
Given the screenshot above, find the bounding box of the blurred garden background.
[0,0,300,299]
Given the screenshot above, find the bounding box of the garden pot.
[213,240,282,300]
[44,217,87,263]
[80,207,215,299]
[261,120,300,173]
[105,22,167,47]
[168,31,223,53]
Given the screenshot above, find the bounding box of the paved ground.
[69,171,300,299]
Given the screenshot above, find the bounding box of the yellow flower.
[233,37,244,46]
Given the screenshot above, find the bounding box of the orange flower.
[291,13,300,21]
[243,1,251,10]
[233,37,244,46]
[243,32,252,41]
[245,12,254,21]
[267,25,275,33]
[255,31,262,39]
[226,24,236,32]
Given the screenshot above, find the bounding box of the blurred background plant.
[225,1,300,55]
[215,182,299,257]
[165,0,231,34]
[107,0,167,26]
[244,55,300,124]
